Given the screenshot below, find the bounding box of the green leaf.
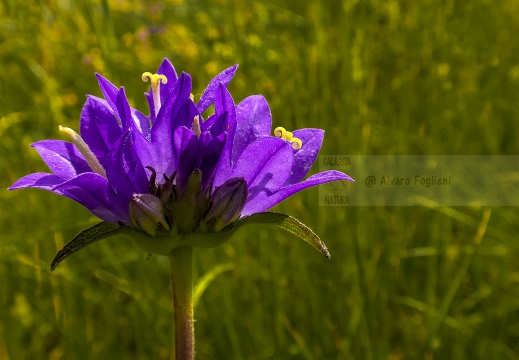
[51,222,129,271]
[238,212,331,258]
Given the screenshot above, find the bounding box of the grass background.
[2,0,519,359]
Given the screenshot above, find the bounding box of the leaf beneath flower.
[238,212,331,258]
[51,222,130,271]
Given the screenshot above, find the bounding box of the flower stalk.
[168,246,194,360]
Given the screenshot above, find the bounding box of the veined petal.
[156,58,179,104]
[232,95,272,164]
[80,95,122,166]
[31,140,91,179]
[53,173,129,224]
[9,172,64,191]
[284,128,324,186]
[198,64,238,114]
[232,137,294,199]
[106,130,149,203]
[241,170,354,216]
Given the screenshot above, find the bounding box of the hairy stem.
[168,246,194,360]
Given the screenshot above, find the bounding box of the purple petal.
[211,85,237,187]
[9,172,64,191]
[53,173,129,224]
[95,73,119,116]
[145,92,155,121]
[231,137,294,199]
[241,170,354,216]
[214,82,236,118]
[232,95,272,164]
[199,132,226,190]
[31,140,91,179]
[80,95,122,166]
[132,129,170,182]
[116,87,132,130]
[175,99,199,131]
[131,108,151,138]
[207,113,228,138]
[173,126,199,191]
[138,74,197,180]
[197,65,238,114]
[200,113,217,133]
[154,72,192,131]
[156,58,179,104]
[284,129,324,186]
[106,131,149,203]
[147,73,193,176]
[198,131,212,150]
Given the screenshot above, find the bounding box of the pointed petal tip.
[320,170,354,183]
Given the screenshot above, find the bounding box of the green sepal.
[51,212,329,269]
[51,222,131,271]
[235,212,331,258]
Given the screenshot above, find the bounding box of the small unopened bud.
[130,194,170,237]
[205,178,248,231]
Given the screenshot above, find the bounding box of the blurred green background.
[2,0,519,359]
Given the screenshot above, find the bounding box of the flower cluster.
[10,59,353,261]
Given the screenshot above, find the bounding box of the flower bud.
[170,170,210,234]
[205,177,248,231]
[130,194,170,237]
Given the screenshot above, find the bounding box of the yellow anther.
[274,126,302,150]
[290,138,302,149]
[142,72,168,114]
[141,72,168,87]
[192,116,201,138]
[274,127,286,138]
[59,126,107,178]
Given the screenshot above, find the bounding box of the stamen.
[142,72,168,115]
[192,116,201,138]
[290,138,302,150]
[59,126,107,178]
[274,126,302,150]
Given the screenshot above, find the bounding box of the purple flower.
[9,58,354,269]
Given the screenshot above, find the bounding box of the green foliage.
[2,0,519,359]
